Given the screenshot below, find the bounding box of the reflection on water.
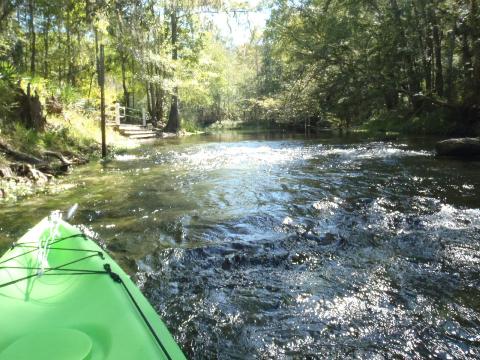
[1,131,480,358]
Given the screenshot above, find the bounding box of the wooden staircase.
[117,124,159,139]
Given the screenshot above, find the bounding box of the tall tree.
[28,0,36,76]
[165,5,180,132]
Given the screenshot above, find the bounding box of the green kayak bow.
[0,215,186,360]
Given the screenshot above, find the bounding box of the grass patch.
[1,106,138,162]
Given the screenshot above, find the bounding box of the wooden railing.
[113,103,148,126]
[70,101,149,127]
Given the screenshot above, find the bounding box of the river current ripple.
[1,135,480,358]
[138,139,480,359]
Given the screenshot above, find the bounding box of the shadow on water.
[1,131,480,358]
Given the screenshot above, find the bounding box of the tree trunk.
[432,20,444,96]
[165,9,180,133]
[156,85,164,124]
[94,28,99,63]
[390,0,421,109]
[120,53,129,107]
[58,25,63,83]
[461,30,473,101]
[0,1,15,31]
[166,92,179,132]
[149,82,157,125]
[418,0,433,93]
[130,57,135,108]
[146,83,154,125]
[445,27,456,102]
[66,11,73,85]
[470,0,480,104]
[28,0,36,76]
[43,15,50,77]
[384,81,398,109]
[428,3,444,96]
[474,39,480,104]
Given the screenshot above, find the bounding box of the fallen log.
[0,140,44,165]
[42,150,72,166]
[0,140,74,175]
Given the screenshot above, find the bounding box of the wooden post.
[142,109,146,127]
[115,102,120,125]
[98,45,107,158]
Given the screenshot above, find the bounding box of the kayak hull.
[0,218,186,360]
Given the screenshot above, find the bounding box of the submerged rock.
[435,137,480,158]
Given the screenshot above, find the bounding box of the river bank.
[0,108,134,201]
[0,118,203,201]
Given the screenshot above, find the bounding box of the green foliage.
[1,113,105,159]
[0,79,17,120]
[181,118,201,133]
[0,0,264,134]
[0,61,16,82]
[5,0,474,136]
[178,32,259,128]
[363,108,456,135]
[57,85,82,105]
[258,0,480,134]
[41,126,73,150]
[7,122,41,154]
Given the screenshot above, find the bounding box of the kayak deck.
[0,218,186,360]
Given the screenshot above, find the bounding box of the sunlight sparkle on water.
[170,144,314,171]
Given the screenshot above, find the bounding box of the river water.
[1,131,480,358]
